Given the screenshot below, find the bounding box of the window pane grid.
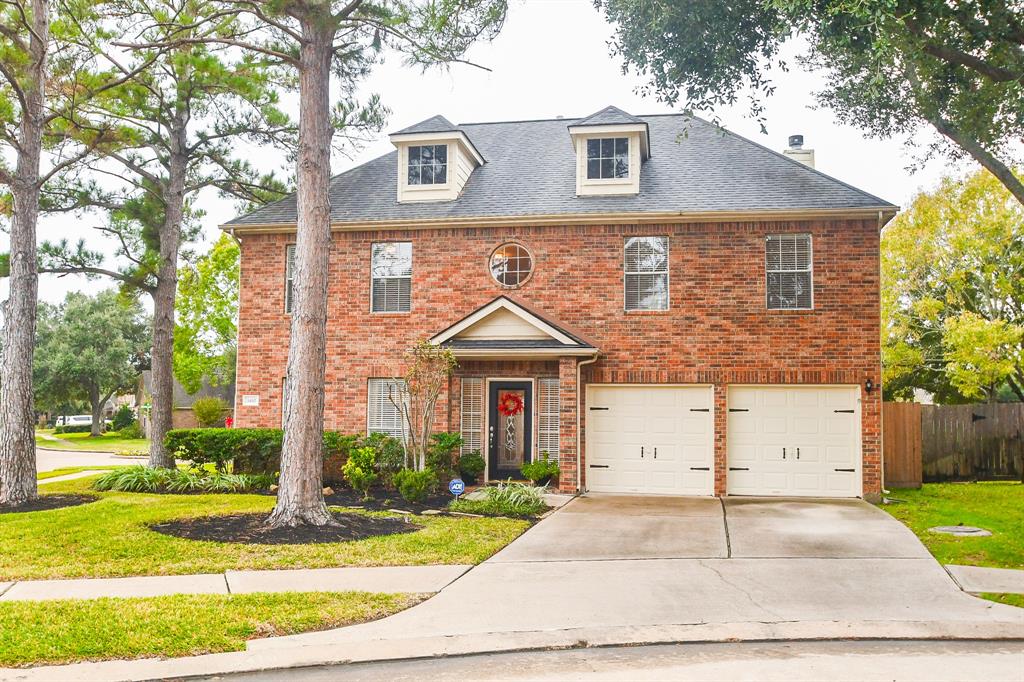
[489,243,534,287]
[624,236,669,311]
[285,244,296,313]
[371,242,412,312]
[407,144,448,185]
[368,378,407,439]
[586,137,629,179]
[766,234,813,309]
[537,378,560,460]
[460,378,483,455]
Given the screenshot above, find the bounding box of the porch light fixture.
[865,378,874,394]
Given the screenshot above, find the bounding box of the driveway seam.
[223,572,232,595]
[719,497,732,559]
[0,582,15,598]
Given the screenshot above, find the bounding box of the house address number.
[241,394,260,407]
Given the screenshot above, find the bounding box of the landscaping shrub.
[520,454,560,485]
[458,451,485,484]
[426,432,463,479]
[192,397,228,428]
[54,424,94,434]
[392,468,438,504]
[93,466,276,494]
[165,428,283,472]
[363,432,405,486]
[111,405,136,431]
[448,481,548,518]
[343,447,377,500]
[114,421,143,439]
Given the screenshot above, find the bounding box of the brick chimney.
[783,134,815,168]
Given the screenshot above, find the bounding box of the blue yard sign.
[448,478,465,498]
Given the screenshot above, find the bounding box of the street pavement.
[35,447,145,472]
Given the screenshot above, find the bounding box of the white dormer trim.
[430,297,581,347]
[390,130,484,204]
[567,123,650,158]
[568,128,644,197]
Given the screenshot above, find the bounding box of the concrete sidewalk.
[38,470,112,484]
[947,565,1024,595]
[0,565,469,602]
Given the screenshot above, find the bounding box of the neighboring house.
[226,107,897,500]
[138,371,235,436]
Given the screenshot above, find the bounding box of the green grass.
[37,466,122,481]
[0,475,530,580]
[880,481,1024,569]
[35,429,150,454]
[0,591,416,667]
[981,593,1024,609]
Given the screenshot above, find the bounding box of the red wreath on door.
[497,392,524,417]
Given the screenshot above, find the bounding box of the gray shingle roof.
[392,114,458,135]
[573,105,645,127]
[226,112,896,227]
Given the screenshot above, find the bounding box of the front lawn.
[0,476,530,580]
[35,429,150,454]
[0,591,416,667]
[880,481,1024,570]
[983,593,1024,609]
[38,466,121,481]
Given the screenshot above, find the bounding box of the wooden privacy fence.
[883,402,1024,488]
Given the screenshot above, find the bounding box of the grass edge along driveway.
[35,429,150,454]
[0,591,419,667]
[1,475,530,580]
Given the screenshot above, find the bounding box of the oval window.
[489,243,534,288]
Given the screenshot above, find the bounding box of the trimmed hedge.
[54,424,94,434]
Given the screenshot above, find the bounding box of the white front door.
[586,385,714,495]
[726,386,861,497]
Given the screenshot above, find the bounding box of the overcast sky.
[24,0,969,305]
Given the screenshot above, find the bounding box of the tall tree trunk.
[266,18,335,528]
[89,385,103,437]
[0,0,47,507]
[147,140,187,469]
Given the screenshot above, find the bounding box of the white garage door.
[586,385,714,495]
[727,386,861,497]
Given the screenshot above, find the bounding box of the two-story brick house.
[227,106,897,501]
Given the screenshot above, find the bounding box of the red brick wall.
[234,219,882,497]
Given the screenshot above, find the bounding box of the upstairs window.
[489,242,534,288]
[407,144,447,185]
[624,236,669,311]
[371,242,412,312]
[766,234,813,310]
[284,244,296,313]
[587,138,629,179]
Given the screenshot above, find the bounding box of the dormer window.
[587,138,629,179]
[407,144,448,185]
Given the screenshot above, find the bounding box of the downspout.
[576,353,599,493]
[228,226,242,428]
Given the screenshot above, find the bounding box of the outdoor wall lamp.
[865,378,874,394]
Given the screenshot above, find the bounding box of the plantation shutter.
[765,234,813,309]
[367,379,406,439]
[284,244,296,313]
[537,378,560,460]
[460,378,483,455]
[371,242,412,312]
[624,236,669,311]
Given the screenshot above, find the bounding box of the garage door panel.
[727,386,860,498]
[586,386,713,496]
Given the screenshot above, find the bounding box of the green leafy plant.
[363,432,405,486]
[426,432,463,479]
[343,447,378,500]
[521,454,560,485]
[111,405,136,431]
[392,468,438,504]
[93,466,276,494]
[191,397,227,428]
[94,467,174,493]
[449,481,548,518]
[114,421,144,439]
[458,451,485,485]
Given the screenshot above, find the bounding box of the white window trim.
[537,377,560,460]
[284,243,296,313]
[623,235,670,312]
[765,233,814,311]
[402,143,451,192]
[369,242,413,314]
[585,136,632,183]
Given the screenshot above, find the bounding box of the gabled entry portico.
[429,296,599,490]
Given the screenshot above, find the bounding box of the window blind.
[367,378,406,439]
[624,236,669,311]
[284,244,296,313]
[765,234,813,309]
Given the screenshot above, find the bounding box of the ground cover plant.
[0,475,529,579]
[0,591,418,666]
[93,466,275,494]
[449,481,549,519]
[880,482,1024,569]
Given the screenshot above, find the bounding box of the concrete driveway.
[252,494,1024,652]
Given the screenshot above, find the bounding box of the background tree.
[174,233,240,394]
[596,0,1024,205]
[165,0,507,528]
[34,290,150,436]
[882,169,1024,403]
[39,0,295,469]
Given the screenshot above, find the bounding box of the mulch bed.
[0,494,97,515]
[323,488,457,515]
[149,511,422,545]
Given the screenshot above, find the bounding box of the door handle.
[654,447,657,459]
[783,447,786,460]
[641,446,644,459]
[796,447,800,460]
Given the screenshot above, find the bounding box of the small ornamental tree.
[390,341,457,472]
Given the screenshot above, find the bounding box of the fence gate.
[883,402,922,488]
